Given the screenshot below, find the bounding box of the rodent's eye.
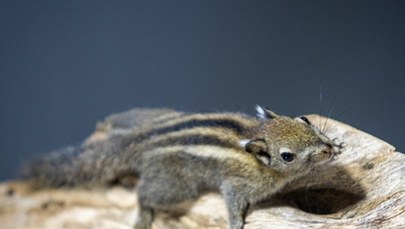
[279,147,295,163]
[299,116,311,125]
[281,152,295,162]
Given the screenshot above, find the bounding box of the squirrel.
[23,106,343,229]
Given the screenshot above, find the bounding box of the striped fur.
[24,110,258,186]
[23,107,341,229]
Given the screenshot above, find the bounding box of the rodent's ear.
[242,138,272,166]
[244,138,267,154]
[255,105,279,120]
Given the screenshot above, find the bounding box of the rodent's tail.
[22,137,141,189]
[22,108,178,189]
[22,146,85,188]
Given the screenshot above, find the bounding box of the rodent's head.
[242,106,341,175]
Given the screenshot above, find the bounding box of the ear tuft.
[255,105,279,119]
[239,139,250,148]
[255,105,267,119]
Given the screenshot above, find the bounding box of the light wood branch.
[0,115,404,228]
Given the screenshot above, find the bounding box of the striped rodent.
[24,106,343,229]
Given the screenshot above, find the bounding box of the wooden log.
[0,115,404,229]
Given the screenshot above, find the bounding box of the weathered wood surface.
[0,115,404,229]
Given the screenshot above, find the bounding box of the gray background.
[0,1,404,181]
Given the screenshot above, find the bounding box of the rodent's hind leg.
[134,207,153,229]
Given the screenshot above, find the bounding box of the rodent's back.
[23,108,260,188]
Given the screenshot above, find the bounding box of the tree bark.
[0,115,404,229]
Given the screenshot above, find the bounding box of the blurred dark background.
[0,1,404,181]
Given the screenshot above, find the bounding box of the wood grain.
[0,115,404,229]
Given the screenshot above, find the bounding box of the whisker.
[323,105,351,135]
[323,95,337,133]
[319,85,324,132]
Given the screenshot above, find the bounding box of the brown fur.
[23,107,341,229]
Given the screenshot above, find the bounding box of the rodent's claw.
[332,138,346,154]
[332,137,340,144]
